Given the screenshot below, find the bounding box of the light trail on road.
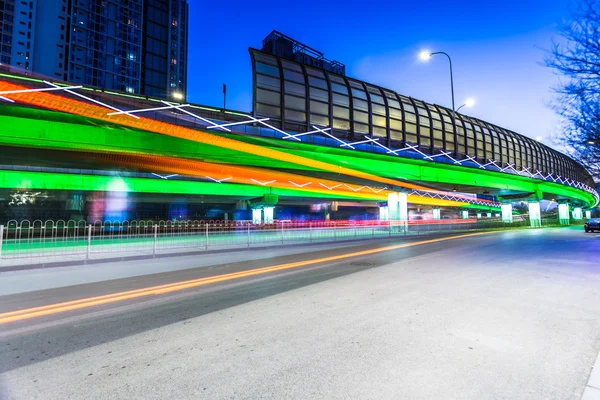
[0,231,495,324]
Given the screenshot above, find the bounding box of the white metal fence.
[0,217,570,264]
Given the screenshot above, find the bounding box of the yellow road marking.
[0,231,495,324]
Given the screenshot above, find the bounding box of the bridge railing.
[0,217,579,265]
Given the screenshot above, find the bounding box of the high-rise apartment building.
[0,0,37,69]
[0,0,188,100]
[142,0,187,99]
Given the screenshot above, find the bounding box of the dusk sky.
[187,0,573,148]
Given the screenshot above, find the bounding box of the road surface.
[1,227,599,399]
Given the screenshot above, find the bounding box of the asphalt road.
[1,227,600,399]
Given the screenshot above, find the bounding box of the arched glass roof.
[250,48,594,188]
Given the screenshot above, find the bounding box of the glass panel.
[256,103,280,117]
[390,130,403,141]
[353,110,369,124]
[310,114,329,126]
[332,93,349,106]
[333,105,349,119]
[331,83,348,94]
[305,67,325,78]
[284,109,306,122]
[284,95,305,111]
[372,103,386,115]
[310,87,329,101]
[353,98,368,111]
[253,52,278,65]
[416,107,428,117]
[387,99,400,108]
[256,88,280,105]
[403,103,415,113]
[310,100,329,115]
[255,62,279,77]
[406,123,417,134]
[372,115,386,127]
[390,119,402,130]
[373,127,387,137]
[352,88,367,100]
[327,74,345,84]
[389,107,402,119]
[284,81,305,96]
[405,112,416,123]
[308,76,328,90]
[370,94,384,103]
[283,69,304,83]
[281,60,302,72]
[256,74,280,90]
[354,122,369,134]
[333,118,350,130]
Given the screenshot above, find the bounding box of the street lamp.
[419,50,456,126]
[418,50,432,62]
[456,97,475,113]
[172,92,184,101]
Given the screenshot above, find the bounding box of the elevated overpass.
[0,64,596,224]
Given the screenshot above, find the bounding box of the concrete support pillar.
[432,208,441,220]
[486,212,492,218]
[263,206,274,224]
[501,204,513,223]
[586,210,592,219]
[379,206,389,221]
[252,208,262,224]
[398,192,408,221]
[528,202,541,227]
[573,207,583,220]
[387,192,408,221]
[476,212,482,219]
[461,210,469,219]
[558,203,570,225]
[387,192,399,220]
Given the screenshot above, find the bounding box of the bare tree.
[546,0,600,180]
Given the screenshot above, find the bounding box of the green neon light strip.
[0,170,368,200]
[0,72,43,83]
[0,170,496,210]
[0,105,594,207]
[0,108,316,171]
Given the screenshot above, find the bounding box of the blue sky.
[187,0,573,146]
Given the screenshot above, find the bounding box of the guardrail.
[0,217,578,265]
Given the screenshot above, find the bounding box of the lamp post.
[419,51,456,125]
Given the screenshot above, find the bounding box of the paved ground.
[1,227,599,399]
